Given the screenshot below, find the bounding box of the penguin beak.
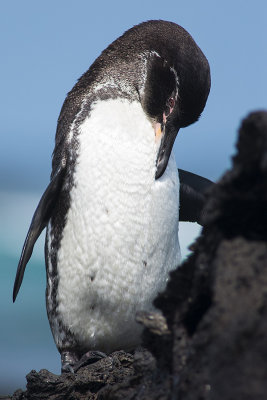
[155,123,179,179]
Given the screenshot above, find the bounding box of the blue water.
[0,192,60,395]
[0,191,200,395]
[0,250,60,394]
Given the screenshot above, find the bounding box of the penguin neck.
[75,98,159,185]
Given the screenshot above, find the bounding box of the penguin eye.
[167,97,175,109]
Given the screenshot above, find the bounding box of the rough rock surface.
[5,110,267,399]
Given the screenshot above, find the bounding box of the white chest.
[55,99,180,353]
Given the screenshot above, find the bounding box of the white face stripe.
[170,66,179,92]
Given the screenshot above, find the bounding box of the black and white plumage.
[13,20,211,372]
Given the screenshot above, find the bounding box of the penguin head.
[129,21,211,178]
[57,20,210,179]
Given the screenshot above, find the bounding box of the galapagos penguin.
[13,20,211,372]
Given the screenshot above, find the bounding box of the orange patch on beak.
[154,122,163,142]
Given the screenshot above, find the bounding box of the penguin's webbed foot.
[61,351,79,374]
[61,350,107,373]
[73,350,107,372]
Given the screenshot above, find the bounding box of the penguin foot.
[73,350,107,372]
[61,351,79,373]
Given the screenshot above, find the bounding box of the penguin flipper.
[13,166,65,302]
[178,168,214,225]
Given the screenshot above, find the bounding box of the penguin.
[13,20,211,372]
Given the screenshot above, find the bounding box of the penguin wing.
[13,166,66,302]
[178,168,214,225]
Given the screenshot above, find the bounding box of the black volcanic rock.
[9,351,142,400]
[152,110,267,400]
[7,110,267,399]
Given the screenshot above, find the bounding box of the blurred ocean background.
[1,0,266,395]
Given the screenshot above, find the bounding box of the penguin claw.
[73,350,107,372]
